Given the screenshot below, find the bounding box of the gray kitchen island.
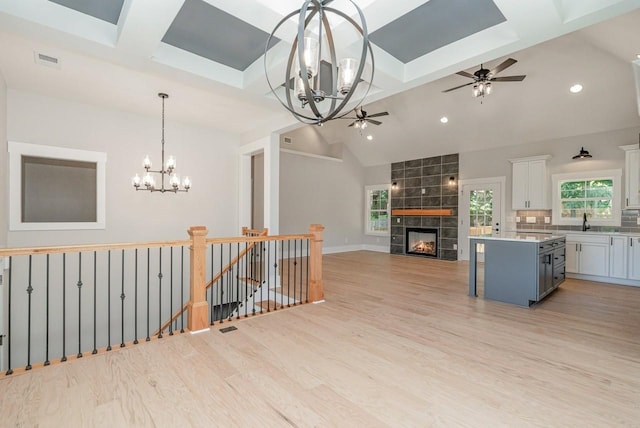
[469,233,566,307]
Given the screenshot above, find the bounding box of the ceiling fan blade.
[366,119,382,126]
[491,75,526,82]
[348,121,356,127]
[456,71,476,79]
[366,112,389,118]
[442,81,475,93]
[489,58,517,75]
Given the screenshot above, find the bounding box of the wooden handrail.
[0,239,191,257]
[156,228,269,334]
[0,233,313,257]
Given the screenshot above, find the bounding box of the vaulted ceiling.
[0,0,639,165]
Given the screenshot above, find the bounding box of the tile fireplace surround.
[390,154,459,260]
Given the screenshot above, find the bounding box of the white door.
[458,178,505,261]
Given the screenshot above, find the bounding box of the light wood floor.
[2,251,639,427]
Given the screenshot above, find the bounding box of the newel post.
[188,226,208,331]
[308,224,325,302]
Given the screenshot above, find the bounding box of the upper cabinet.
[509,155,551,210]
[620,145,640,208]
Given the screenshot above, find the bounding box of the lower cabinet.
[629,237,640,280]
[565,235,609,277]
[609,236,628,279]
[566,233,640,284]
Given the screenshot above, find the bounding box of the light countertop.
[469,233,565,243]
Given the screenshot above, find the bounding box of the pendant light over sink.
[572,147,592,160]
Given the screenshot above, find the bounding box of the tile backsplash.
[514,209,640,233]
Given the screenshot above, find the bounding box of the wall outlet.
[526,216,537,223]
[544,217,551,224]
[515,216,521,222]
[397,218,401,223]
[421,188,426,194]
[453,243,458,250]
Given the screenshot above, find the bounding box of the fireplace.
[405,228,438,257]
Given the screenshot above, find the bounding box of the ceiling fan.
[343,107,389,129]
[442,58,526,97]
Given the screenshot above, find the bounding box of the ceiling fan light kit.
[443,58,526,99]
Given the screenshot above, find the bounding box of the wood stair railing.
[155,228,268,334]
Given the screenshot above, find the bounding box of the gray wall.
[252,153,264,230]
[279,147,364,249]
[5,89,241,247]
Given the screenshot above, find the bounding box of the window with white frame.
[551,170,621,227]
[364,185,390,235]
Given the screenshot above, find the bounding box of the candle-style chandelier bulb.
[132,93,190,193]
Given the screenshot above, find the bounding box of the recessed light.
[366,135,373,141]
[637,54,640,59]
[440,116,448,124]
[569,84,583,93]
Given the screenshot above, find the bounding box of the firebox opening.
[406,228,438,258]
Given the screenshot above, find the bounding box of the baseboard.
[323,245,363,254]
[361,245,389,253]
[323,244,389,254]
[566,273,640,287]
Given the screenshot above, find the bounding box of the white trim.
[508,155,552,163]
[323,245,363,254]
[8,141,107,231]
[239,134,279,235]
[280,148,343,162]
[364,184,391,236]
[362,244,389,253]
[457,176,507,261]
[323,244,390,254]
[566,273,640,287]
[551,169,622,227]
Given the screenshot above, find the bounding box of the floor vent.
[34,51,61,69]
[219,326,238,334]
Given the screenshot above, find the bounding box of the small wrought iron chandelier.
[132,93,191,193]
[265,0,374,125]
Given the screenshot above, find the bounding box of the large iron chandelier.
[265,0,374,125]
[132,93,191,193]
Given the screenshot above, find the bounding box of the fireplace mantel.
[391,209,453,216]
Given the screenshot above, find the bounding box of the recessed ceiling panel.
[48,0,124,25]
[370,0,506,64]
[162,0,278,71]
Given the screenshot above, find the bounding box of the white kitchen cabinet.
[509,155,551,210]
[629,236,640,280]
[565,234,609,277]
[609,235,628,279]
[620,145,640,208]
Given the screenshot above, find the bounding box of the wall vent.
[34,51,61,69]
[283,137,292,145]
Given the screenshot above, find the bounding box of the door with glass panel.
[458,180,503,261]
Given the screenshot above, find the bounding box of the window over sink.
[551,169,621,227]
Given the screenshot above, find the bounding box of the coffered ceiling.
[0,0,639,163]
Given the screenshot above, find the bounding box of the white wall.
[5,89,241,247]
[0,74,7,246]
[460,127,640,210]
[279,147,364,249]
